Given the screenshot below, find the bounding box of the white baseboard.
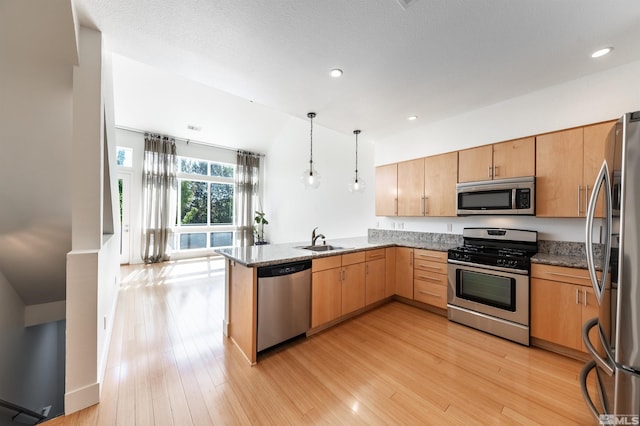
[64,382,100,415]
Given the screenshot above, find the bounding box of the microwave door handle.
[511,189,516,210]
[585,161,611,305]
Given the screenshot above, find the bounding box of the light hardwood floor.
[46,257,599,425]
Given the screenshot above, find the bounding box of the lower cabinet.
[395,247,414,299]
[530,263,601,352]
[311,252,366,328]
[413,249,448,309]
[365,249,386,305]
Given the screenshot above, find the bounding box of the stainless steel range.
[447,228,537,346]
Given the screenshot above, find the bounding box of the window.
[174,156,235,251]
[116,146,133,167]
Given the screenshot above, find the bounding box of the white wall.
[65,26,121,414]
[264,117,376,244]
[372,60,640,242]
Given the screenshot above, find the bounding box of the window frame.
[173,156,236,251]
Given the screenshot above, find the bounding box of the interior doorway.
[118,172,131,264]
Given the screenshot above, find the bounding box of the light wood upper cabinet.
[458,145,493,183]
[375,163,397,216]
[458,138,535,183]
[492,137,536,179]
[536,121,615,217]
[397,158,425,216]
[424,152,458,217]
[536,127,584,217]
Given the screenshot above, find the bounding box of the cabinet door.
[375,164,398,216]
[424,152,458,216]
[397,158,425,216]
[395,247,414,299]
[365,258,386,305]
[531,278,582,350]
[584,121,616,218]
[311,268,342,328]
[342,263,365,315]
[581,286,600,353]
[458,145,493,183]
[492,137,535,179]
[535,127,584,217]
[385,247,396,297]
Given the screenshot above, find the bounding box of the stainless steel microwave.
[456,176,535,215]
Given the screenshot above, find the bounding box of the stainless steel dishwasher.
[257,260,312,352]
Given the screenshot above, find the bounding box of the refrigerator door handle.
[582,317,615,376]
[580,360,605,421]
[585,160,612,305]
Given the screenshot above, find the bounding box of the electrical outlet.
[391,222,396,229]
[398,222,404,229]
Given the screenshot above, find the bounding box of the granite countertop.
[531,253,589,269]
[215,235,460,267]
[215,229,600,270]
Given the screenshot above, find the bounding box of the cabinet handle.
[418,290,441,298]
[416,274,440,282]
[494,165,499,178]
[421,196,426,215]
[576,288,580,304]
[546,271,588,281]
[416,264,441,270]
[394,198,398,215]
[578,185,582,216]
[585,184,590,215]
[488,166,492,178]
[424,196,429,215]
[584,289,588,306]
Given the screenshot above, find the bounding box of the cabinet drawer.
[414,279,447,309]
[342,251,366,266]
[531,263,600,287]
[365,248,386,262]
[312,256,342,272]
[413,270,447,286]
[414,259,447,274]
[414,249,447,263]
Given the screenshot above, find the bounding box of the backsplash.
[368,229,462,247]
[368,228,602,258]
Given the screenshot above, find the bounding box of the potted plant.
[254,210,269,245]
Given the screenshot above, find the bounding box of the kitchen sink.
[299,245,344,252]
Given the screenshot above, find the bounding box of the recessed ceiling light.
[591,47,613,58]
[408,115,418,121]
[330,68,343,78]
[187,124,202,131]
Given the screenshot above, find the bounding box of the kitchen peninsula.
[216,234,459,364]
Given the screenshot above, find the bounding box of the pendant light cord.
[353,129,361,183]
[309,114,313,172]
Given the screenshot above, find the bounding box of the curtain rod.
[115,125,265,157]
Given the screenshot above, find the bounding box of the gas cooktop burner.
[448,228,538,271]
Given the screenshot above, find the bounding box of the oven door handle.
[447,259,528,275]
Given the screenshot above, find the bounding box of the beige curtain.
[141,133,177,263]
[235,151,261,247]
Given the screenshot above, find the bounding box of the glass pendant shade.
[302,112,320,189]
[348,129,365,193]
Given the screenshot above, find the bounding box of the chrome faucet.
[311,227,325,246]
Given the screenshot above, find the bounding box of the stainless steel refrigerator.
[581,111,640,421]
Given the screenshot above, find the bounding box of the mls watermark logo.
[599,414,640,425]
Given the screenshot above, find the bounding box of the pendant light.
[301,112,321,189]
[348,129,366,193]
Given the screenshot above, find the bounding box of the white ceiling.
[74,0,640,153]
